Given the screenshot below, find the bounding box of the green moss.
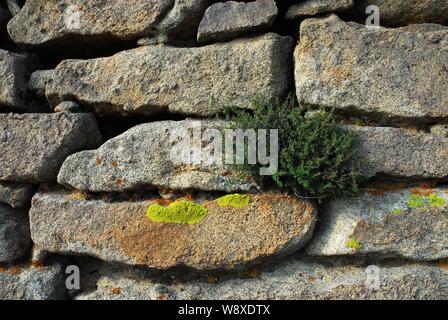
[346,238,361,250]
[146,200,208,225]
[391,208,402,215]
[407,194,424,208]
[428,194,446,208]
[216,194,250,208]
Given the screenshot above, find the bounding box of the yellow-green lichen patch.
[346,238,361,250]
[146,200,208,225]
[216,194,250,208]
[391,208,402,215]
[407,194,425,208]
[428,194,446,208]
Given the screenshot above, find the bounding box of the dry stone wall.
[0,0,448,300]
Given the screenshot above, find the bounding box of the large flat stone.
[307,187,448,260]
[0,49,28,110]
[197,0,278,44]
[0,182,34,208]
[0,113,102,183]
[46,33,293,116]
[294,15,448,124]
[58,120,259,193]
[7,0,209,50]
[351,126,448,180]
[286,0,354,19]
[351,0,448,26]
[0,204,30,263]
[75,259,448,300]
[29,191,317,270]
[0,263,66,300]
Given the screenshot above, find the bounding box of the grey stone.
[0,204,31,263]
[0,182,34,208]
[29,191,317,270]
[286,0,354,19]
[46,33,292,116]
[54,101,82,113]
[75,258,448,300]
[7,0,209,50]
[0,263,67,300]
[197,0,278,44]
[0,113,102,183]
[351,0,448,27]
[58,119,259,193]
[28,70,54,98]
[5,0,21,16]
[351,126,448,180]
[294,15,448,125]
[0,49,28,110]
[307,187,448,260]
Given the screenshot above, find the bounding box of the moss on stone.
[346,238,361,250]
[428,194,446,208]
[392,208,402,215]
[216,194,250,208]
[407,194,424,208]
[146,200,208,225]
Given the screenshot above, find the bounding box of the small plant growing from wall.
[223,94,361,201]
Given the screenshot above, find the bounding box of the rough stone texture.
[197,0,278,44]
[0,49,29,110]
[351,0,448,26]
[0,113,102,183]
[46,33,293,116]
[286,0,354,19]
[54,101,82,113]
[350,126,448,180]
[0,182,34,208]
[7,0,209,50]
[0,204,31,263]
[29,191,317,270]
[294,15,448,124]
[28,70,54,98]
[58,119,259,193]
[75,258,448,300]
[307,187,448,260]
[0,263,66,300]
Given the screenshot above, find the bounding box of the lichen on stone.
[346,238,361,250]
[146,200,208,225]
[216,194,250,208]
[407,194,424,208]
[391,208,402,215]
[428,194,446,208]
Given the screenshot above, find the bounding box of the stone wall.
[1,0,448,300]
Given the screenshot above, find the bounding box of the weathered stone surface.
[0,263,66,300]
[0,182,34,208]
[0,49,28,110]
[7,0,209,50]
[307,187,448,260]
[30,191,316,270]
[28,70,54,98]
[58,119,259,193]
[54,101,82,113]
[0,204,31,263]
[351,0,448,26]
[0,113,102,183]
[46,33,293,116]
[75,258,448,300]
[295,15,448,124]
[286,0,353,19]
[351,126,448,180]
[197,0,278,44]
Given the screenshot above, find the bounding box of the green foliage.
[223,94,361,200]
[216,194,250,208]
[146,200,208,225]
[407,194,424,209]
[346,238,361,250]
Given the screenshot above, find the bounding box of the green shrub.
[223,94,361,201]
